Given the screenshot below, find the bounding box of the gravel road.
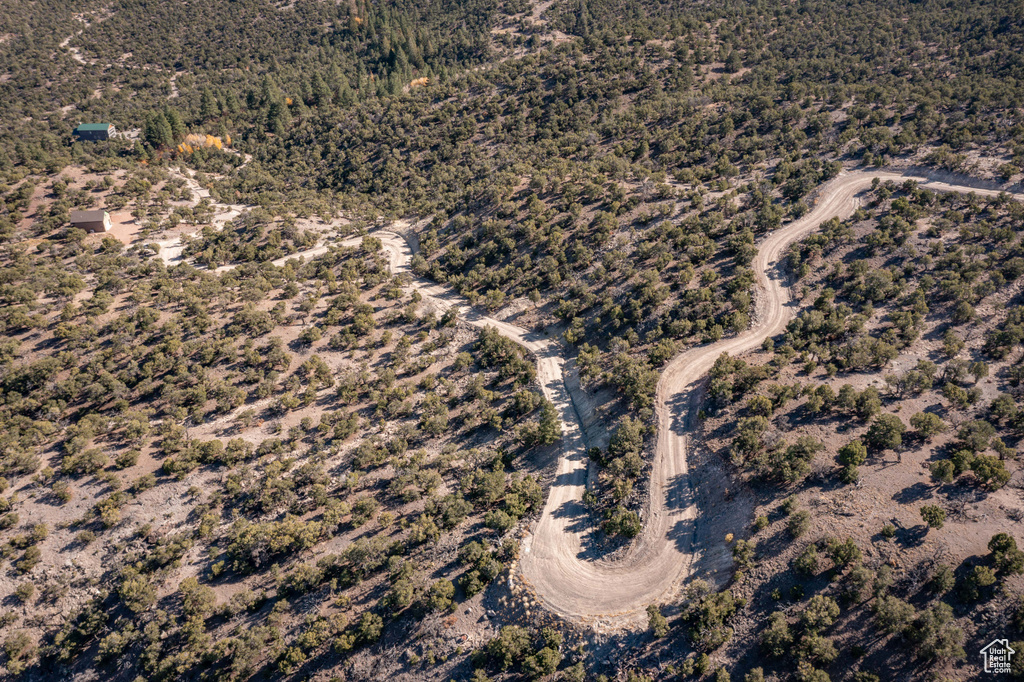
[186,171,1022,628]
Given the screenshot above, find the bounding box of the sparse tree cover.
[482,625,563,677]
[695,178,1023,682]
[865,414,906,452]
[837,439,867,483]
[0,0,1020,679]
[0,225,559,678]
[682,580,746,651]
[989,533,1024,576]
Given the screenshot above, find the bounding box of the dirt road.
[155,167,339,269]
[336,173,1020,629]
[168,171,1019,627]
[513,170,1023,628]
[153,169,246,265]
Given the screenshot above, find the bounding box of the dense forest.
[0,0,1021,679]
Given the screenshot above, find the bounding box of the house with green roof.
[73,123,115,141]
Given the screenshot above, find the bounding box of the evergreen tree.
[199,88,219,121]
[311,73,331,106]
[144,112,173,148]
[164,107,186,142]
[537,399,561,445]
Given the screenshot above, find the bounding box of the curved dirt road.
[511,171,1024,626]
[170,171,1019,626]
[154,169,247,265]
[513,170,1023,626]
[339,172,1020,627]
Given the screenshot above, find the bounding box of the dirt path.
[154,166,341,268]
[513,170,1023,628]
[530,0,556,23]
[323,172,1019,630]
[59,32,90,65]
[164,171,1022,628]
[153,168,249,265]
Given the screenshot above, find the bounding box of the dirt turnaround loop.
[355,171,1021,630]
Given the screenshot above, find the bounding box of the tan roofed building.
[70,210,112,233]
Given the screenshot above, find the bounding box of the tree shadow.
[545,493,617,562]
[662,369,755,584]
[895,522,929,548]
[665,470,696,512]
[891,481,934,504]
[667,516,696,554]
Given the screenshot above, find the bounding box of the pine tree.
[537,399,561,445]
[337,79,354,106]
[311,73,330,106]
[199,88,219,121]
[223,91,240,115]
[164,108,186,142]
[260,74,282,107]
[144,112,173,148]
[267,100,290,135]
